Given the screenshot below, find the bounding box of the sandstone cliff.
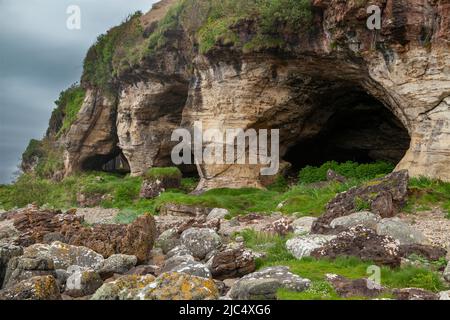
[24,0,450,190]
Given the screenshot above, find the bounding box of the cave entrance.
[81,149,131,174]
[283,89,411,174]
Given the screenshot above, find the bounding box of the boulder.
[170,261,211,278]
[91,274,156,300]
[311,226,401,267]
[180,228,222,260]
[398,244,447,261]
[330,211,381,230]
[312,171,409,233]
[161,254,195,274]
[98,254,138,279]
[286,234,336,259]
[155,228,180,254]
[0,243,23,288]
[65,269,103,297]
[24,241,105,271]
[207,208,230,221]
[392,288,439,300]
[325,274,385,298]
[0,275,61,300]
[3,256,56,288]
[439,291,450,300]
[137,272,219,300]
[229,266,311,300]
[444,261,450,282]
[210,248,256,280]
[159,204,211,217]
[376,218,429,245]
[125,265,160,276]
[292,216,317,235]
[262,217,293,236]
[140,173,181,199]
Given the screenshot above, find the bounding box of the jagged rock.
[376,218,429,245]
[325,274,385,298]
[330,211,381,230]
[229,266,311,300]
[312,171,409,233]
[65,269,103,298]
[155,228,180,254]
[180,228,222,260]
[170,261,211,278]
[3,256,56,289]
[91,274,156,300]
[262,217,293,236]
[0,275,61,300]
[207,208,229,221]
[139,173,181,199]
[393,288,438,300]
[292,217,317,235]
[98,254,138,279]
[23,241,105,271]
[0,243,23,288]
[398,244,447,261]
[137,272,219,300]
[210,248,256,280]
[444,261,450,282]
[311,226,401,267]
[286,234,336,260]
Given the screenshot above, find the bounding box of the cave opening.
[81,149,131,175]
[283,88,411,174]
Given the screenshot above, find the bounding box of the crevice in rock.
[81,149,130,174]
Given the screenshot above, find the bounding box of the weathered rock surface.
[3,256,56,288]
[140,174,181,199]
[444,261,450,282]
[98,254,138,279]
[207,208,230,221]
[292,216,317,235]
[229,266,310,300]
[91,274,156,300]
[180,228,222,260]
[170,261,211,278]
[330,211,381,230]
[286,234,336,260]
[210,247,256,280]
[399,244,447,262]
[137,272,219,300]
[392,288,439,300]
[325,274,385,299]
[65,269,103,297]
[311,226,401,267]
[376,218,429,245]
[0,243,23,287]
[0,275,61,300]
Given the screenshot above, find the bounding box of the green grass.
[404,177,450,217]
[145,167,182,180]
[54,85,86,136]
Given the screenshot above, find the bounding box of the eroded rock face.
[0,275,61,300]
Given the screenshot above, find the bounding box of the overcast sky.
[0,0,157,184]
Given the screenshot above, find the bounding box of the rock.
[140,173,181,199]
[137,272,219,300]
[398,244,447,261]
[55,269,69,291]
[98,254,138,280]
[376,218,429,245]
[207,208,229,221]
[180,228,222,260]
[392,288,438,300]
[286,234,336,259]
[91,274,156,300]
[444,261,450,282]
[325,274,385,298]
[161,254,195,274]
[155,228,180,254]
[312,171,409,233]
[0,219,19,241]
[311,226,401,267]
[262,217,293,236]
[326,169,347,183]
[0,275,61,300]
[210,248,256,280]
[171,261,211,278]
[23,241,105,271]
[292,216,317,235]
[229,266,310,300]
[3,256,56,288]
[166,245,193,259]
[0,243,23,288]
[330,211,381,230]
[439,291,450,300]
[65,269,103,298]
[125,265,160,276]
[159,204,211,217]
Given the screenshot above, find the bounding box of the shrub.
[55,85,86,136]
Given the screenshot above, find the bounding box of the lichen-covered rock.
[140,174,181,199]
[23,241,105,271]
[376,218,429,245]
[292,216,317,235]
[91,274,155,300]
[65,269,103,298]
[262,217,293,236]
[0,243,23,288]
[161,254,195,274]
[311,226,401,267]
[180,228,222,260]
[393,288,439,300]
[325,274,385,298]
[137,272,219,300]
[286,234,336,259]
[207,208,229,221]
[398,244,447,262]
[210,248,256,280]
[159,204,211,217]
[3,256,56,288]
[155,228,180,254]
[330,211,381,230]
[170,261,211,278]
[98,254,138,279]
[229,266,310,300]
[0,275,61,300]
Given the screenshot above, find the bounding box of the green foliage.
[354,196,371,211]
[405,177,450,217]
[22,139,44,164]
[298,161,395,184]
[145,167,182,180]
[54,84,86,136]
